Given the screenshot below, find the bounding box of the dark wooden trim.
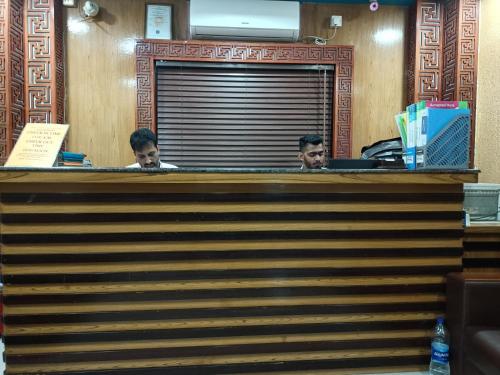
[5,320,435,345]
[6,303,445,326]
[3,265,463,285]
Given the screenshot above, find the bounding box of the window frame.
[136,40,353,158]
[155,61,334,167]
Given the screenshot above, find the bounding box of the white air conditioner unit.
[190,0,300,42]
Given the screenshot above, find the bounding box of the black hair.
[130,128,158,152]
[299,134,323,152]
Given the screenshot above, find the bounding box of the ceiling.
[291,0,414,5]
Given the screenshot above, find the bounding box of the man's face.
[299,143,325,169]
[134,142,160,168]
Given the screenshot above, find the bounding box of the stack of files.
[395,100,470,170]
[393,113,409,165]
[58,151,91,167]
[415,100,470,169]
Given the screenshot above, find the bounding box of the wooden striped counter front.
[464,222,500,272]
[0,168,477,375]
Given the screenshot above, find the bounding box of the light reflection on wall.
[120,78,137,88]
[119,39,136,55]
[67,16,90,35]
[374,29,402,46]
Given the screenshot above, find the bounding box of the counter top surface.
[0,167,479,186]
[0,166,481,174]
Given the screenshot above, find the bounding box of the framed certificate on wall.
[145,4,172,40]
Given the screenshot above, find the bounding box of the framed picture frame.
[145,4,172,40]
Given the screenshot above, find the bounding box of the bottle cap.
[437,317,445,324]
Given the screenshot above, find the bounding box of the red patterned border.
[54,0,64,125]
[24,0,56,124]
[136,40,354,158]
[406,3,417,105]
[0,0,8,163]
[442,0,458,101]
[9,0,25,148]
[442,0,479,166]
[457,0,479,165]
[409,0,479,166]
[415,1,442,101]
[0,0,24,164]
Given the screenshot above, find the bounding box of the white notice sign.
[5,123,70,168]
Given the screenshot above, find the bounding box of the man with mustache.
[127,128,177,169]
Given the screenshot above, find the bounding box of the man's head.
[130,128,160,168]
[298,134,326,169]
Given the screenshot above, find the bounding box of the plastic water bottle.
[429,317,450,375]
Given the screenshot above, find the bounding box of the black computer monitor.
[327,159,380,169]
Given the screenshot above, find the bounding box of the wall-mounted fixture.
[330,15,342,28]
[369,0,379,12]
[190,0,300,42]
[81,0,100,19]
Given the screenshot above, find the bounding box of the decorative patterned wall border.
[414,0,442,101]
[409,0,479,166]
[442,0,458,102]
[406,3,417,105]
[54,0,64,125]
[441,0,479,165]
[0,0,24,164]
[9,0,25,150]
[0,0,9,163]
[456,0,479,165]
[136,40,354,158]
[24,0,62,125]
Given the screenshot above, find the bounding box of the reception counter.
[0,168,477,375]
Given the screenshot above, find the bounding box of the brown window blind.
[156,62,333,167]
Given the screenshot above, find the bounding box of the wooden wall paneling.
[24,0,63,126]
[442,0,479,166]
[136,40,354,158]
[406,3,417,106]
[65,0,151,169]
[407,0,479,167]
[414,0,442,101]
[0,0,8,163]
[475,0,500,183]
[0,170,475,374]
[54,0,64,125]
[8,0,24,152]
[301,4,407,156]
[456,0,479,166]
[65,0,188,168]
[66,1,403,166]
[442,0,458,102]
[0,0,24,164]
